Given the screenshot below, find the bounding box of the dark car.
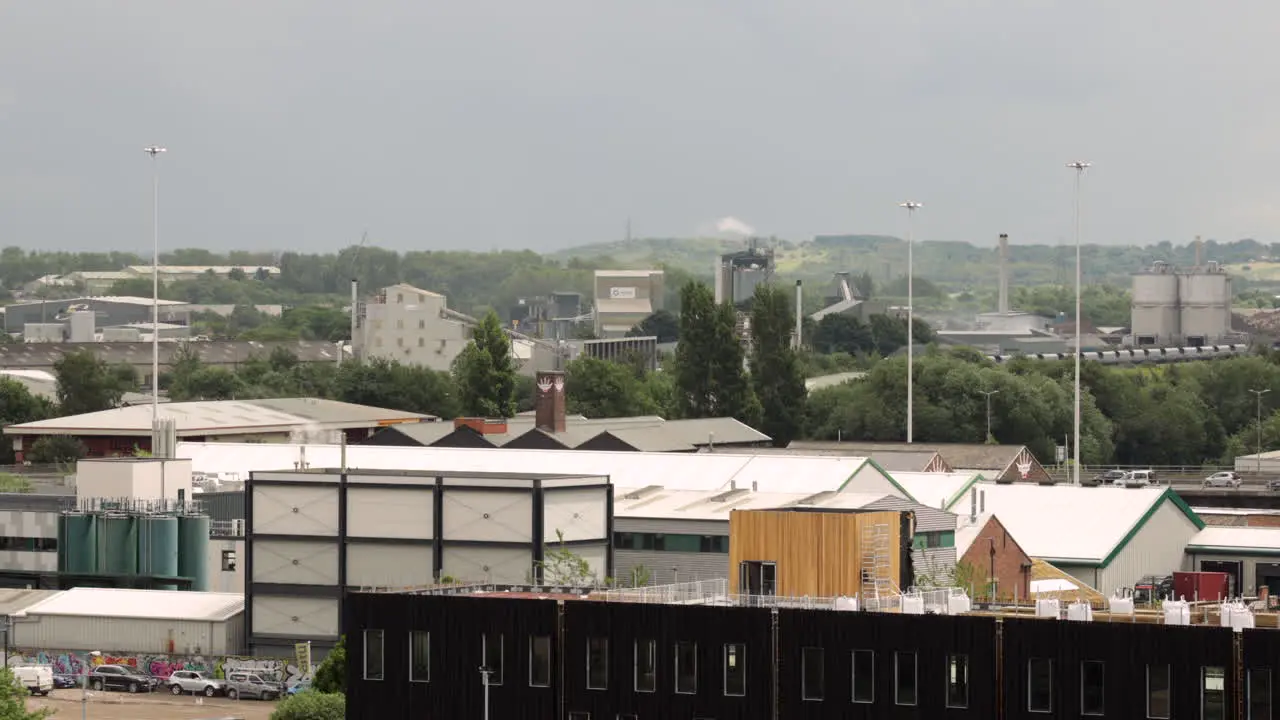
[87,665,159,693]
[1268,477,1280,492]
[52,675,78,689]
[1085,469,1126,487]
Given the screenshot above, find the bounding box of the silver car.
[167,670,226,697]
[225,671,282,701]
[1203,471,1242,488]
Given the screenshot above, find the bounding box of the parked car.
[225,672,282,700]
[52,674,78,690]
[1203,471,1243,488]
[286,679,312,696]
[1268,477,1280,492]
[12,665,52,696]
[1119,470,1159,487]
[87,665,160,693]
[1086,469,1126,487]
[167,670,226,697]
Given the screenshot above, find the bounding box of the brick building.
[954,513,1031,602]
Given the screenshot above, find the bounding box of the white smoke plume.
[712,216,756,237]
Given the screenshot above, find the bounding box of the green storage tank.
[177,515,211,592]
[96,514,138,576]
[138,515,179,589]
[59,513,98,574]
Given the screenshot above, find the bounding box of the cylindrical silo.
[1130,265,1181,344]
[1179,271,1232,346]
[59,513,98,574]
[138,515,180,589]
[96,513,138,576]
[177,514,211,592]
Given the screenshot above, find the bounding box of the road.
[28,688,277,719]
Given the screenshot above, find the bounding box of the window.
[635,640,656,693]
[587,637,609,690]
[1147,664,1170,719]
[1204,666,1226,720]
[220,550,236,571]
[396,293,404,303]
[613,532,728,553]
[912,530,956,549]
[802,647,824,700]
[723,644,746,697]
[1028,658,1052,713]
[530,636,551,688]
[852,650,875,703]
[418,319,425,329]
[0,536,57,552]
[363,630,384,681]
[739,561,777,596]
[568,714,589,720]
[946,654,969,708]
[895,651,917,706]
[675,641,697,694]
[1249,668,1271,720]
[482,634,504,686]
[396,319,404,329]
[1081,660,1105,716]
[617,715,638,720]
[417,337,424,347]
[409,631,429,683]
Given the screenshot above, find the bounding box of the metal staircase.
[860,522,899,603]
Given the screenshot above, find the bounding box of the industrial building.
[571,335,659,372]
[0,339,348,380]
[1184,526,1280,598]
[809,271,889,323]
[1,296,192,336]
[9,587,244,655]
[244,466,611,655]
[354,282,560,374]
[1131,259,1236,346]
[787,441,1052,483]
[592,269,664,338]
[3,397,434,460]
[714,239,775,307]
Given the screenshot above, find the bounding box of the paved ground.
[28,688,278,719]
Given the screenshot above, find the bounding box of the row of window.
[0,536,56,552]
[361,630,746,696]
[800,647,946,707]
[1023,658,1269,719]
[911,530,955,550]
[613,532,729,554]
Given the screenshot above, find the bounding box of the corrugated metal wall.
[614,549,729,586]
[1098,501,1201,595]
[14,615,238,655]
[197,491,245,523]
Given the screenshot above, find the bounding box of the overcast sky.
[2,1,1277,254]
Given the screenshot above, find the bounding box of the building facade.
[593,270,664,338]
[245,467,612,656]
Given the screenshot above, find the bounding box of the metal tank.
[138,515,180,589]
[1130,263,1181,343]
[57,512,98,574]
[96,513,138,576]
[177,514,211,592]
[1179,270,1232,346]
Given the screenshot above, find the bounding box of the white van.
[1116,470,1158,488]
[12,665,53,695]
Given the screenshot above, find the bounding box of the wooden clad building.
[729,509,913,598]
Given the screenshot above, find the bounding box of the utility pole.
[899,201,923,443]
[980,389,1000,443]
[1252,388,1271,474]
[1066,162,1091,484]
[144,146,167,452]
[479,665,493,720]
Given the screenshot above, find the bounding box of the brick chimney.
[534,370,567,433]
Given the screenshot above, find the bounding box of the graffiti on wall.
[4,650,307,688]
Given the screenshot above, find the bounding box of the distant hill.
[550,236,1280,290]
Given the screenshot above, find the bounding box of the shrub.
[269,690,345,720]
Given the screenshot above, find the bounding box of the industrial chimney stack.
[997,234,1010,315]
[793,280,803,350]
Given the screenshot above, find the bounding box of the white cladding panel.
[346,543,435,587]
[252,485,339,536]
[13,615,234,655]
[346,487,433,539]
[441,546,532,584]
[570,542,609,582]
[543,487,608,542]
[252,540,339,585]
[441,490,531,543]
[252,595,339,638]
[1096,500,1200,596]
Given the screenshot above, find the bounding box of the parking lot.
[28,688,278,719]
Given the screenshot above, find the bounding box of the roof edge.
[1098,487,1205,568]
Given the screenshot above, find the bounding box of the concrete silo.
[1178,262,1232,346]
[1130,261,1181,345]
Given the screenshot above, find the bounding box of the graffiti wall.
[4,649,307,688]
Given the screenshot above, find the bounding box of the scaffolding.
[860,521,897,602]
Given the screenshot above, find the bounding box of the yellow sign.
[295,642,312,674]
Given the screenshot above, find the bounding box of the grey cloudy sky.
[1,1,1276,254]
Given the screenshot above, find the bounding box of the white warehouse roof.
[948,483,1203,565]
[1187,526,1280,555]
[18,588,245,622]
[177,442,910,497]
[614,487,892,521]
[889,472,984,510]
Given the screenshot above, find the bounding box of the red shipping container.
[1173,571,1231,602]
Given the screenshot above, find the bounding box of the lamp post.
[899,201,923,443]
[144,146,167,450]
[81,650,101,720]
[1252,388,1271,474]
[479,664,493,720]
[980,389,1000,443]
[1066,162,1090,484]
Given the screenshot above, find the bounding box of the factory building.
[1131,260,1235,346]
[593,270,664,338]
[714,239,775,307]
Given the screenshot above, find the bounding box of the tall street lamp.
[980,389,1000,443]
[1066,162,1090,484]
[1252,388,1271,474]
[899,201,922,443]
[144,146,167,451]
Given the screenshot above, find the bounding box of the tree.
[564,356,658,418]
[335,358,460,418]
[270,691,345,720]
[53,350,128,415]
[749,284,809,447]
[0,379,55,463]
[628,310,679,343]
[26,436,87,465]
[538,530,598,586]
[673,282,760,425]
[812,314,875,356]
[0,667,51,719]
[452,311,517,418]
[312,637,346,694]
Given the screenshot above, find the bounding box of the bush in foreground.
[269,690,345,720]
